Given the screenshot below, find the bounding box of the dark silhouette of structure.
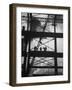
[21,13,63,77]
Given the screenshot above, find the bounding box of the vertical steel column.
[22,13,30,76]
[54,15,58,75]
[22,30,27,77]
[26,13,32,76]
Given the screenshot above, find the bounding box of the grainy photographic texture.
[21,13,63,77]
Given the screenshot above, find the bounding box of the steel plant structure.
[21,13,63,77]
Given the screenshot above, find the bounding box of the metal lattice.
[21,13,63,77]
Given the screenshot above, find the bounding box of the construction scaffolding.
[21,13,63,77]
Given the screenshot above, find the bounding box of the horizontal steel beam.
[22,31,63,38]
[30,66,63,68]
[32,73,63,76]
[22,51,63,57]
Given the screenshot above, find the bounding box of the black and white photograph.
[9,4,70,86]
[21,13,63,77]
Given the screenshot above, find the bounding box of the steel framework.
[21,13,63,77]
